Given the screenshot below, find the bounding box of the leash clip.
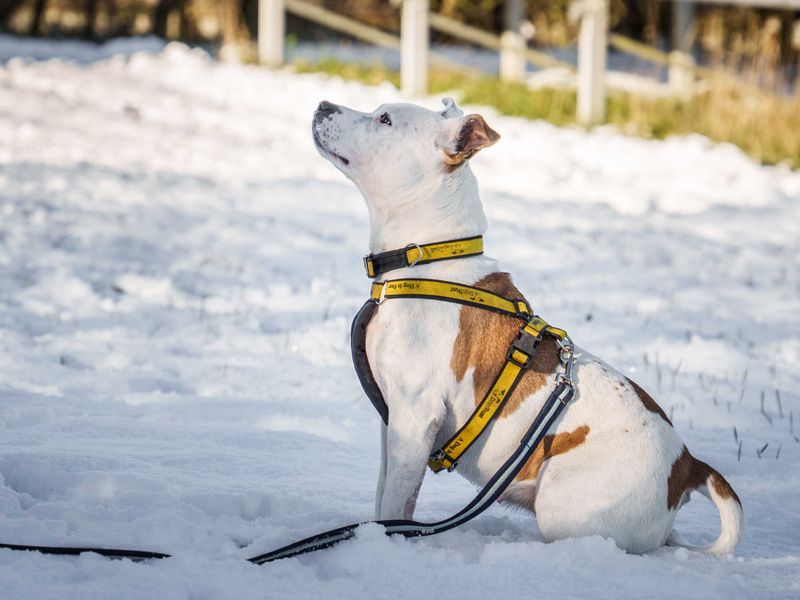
[555,372,574,390]
[555,336,576,391]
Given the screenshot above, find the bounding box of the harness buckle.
[507,348,531,369]
[509,328,541,364]
[428,450,457,473]
[363,256,376,278]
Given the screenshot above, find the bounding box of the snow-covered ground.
[1,37,799,599]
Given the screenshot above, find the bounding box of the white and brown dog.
[312,97,742,555]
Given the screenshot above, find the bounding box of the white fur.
[312,98,742,554]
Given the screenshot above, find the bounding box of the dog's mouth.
[312,126,350,166]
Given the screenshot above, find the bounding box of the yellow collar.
[363,236,483,278]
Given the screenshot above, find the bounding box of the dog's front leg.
[377,400,443,520]
[374,422,388,518]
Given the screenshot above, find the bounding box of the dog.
[311,97,742,555]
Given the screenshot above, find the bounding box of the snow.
[1,36,799,599]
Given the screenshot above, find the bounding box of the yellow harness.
[357,238,570,474]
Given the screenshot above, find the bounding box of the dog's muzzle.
[312,101,349,166]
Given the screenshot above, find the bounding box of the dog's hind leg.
[378,400,444,520]
[374,423,388,519]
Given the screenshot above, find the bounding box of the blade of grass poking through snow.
[757,443,769,459]
[760,391,773,426]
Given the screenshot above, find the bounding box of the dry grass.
[295,58,800,169]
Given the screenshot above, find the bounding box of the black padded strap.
[364,247,410,277]
[350,300,388,424]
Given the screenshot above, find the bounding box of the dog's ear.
[440,97,463,118]
[436,114,500,167]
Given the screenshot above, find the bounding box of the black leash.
[0,383,573,565]
[0,542,170,561]
[248,381,573,564]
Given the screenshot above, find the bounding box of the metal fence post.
[500,0,526,82]
[259,0,285,67]
[573,0,608,126]
[401,0,429,95]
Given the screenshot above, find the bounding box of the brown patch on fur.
[442,114,500,171]
[450,272,560,418]
[710,472,740,503]
[515,425,590,481]
[667,447,703,510]
[443,161,462,174]
[667,447,741,510]
[627,378,672,425]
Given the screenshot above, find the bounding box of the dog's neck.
[360,167,488,253]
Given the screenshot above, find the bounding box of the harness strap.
[428,313,567,472]
[351,300,388,424]
[370,278,532,319]
[366,277,569,474]
[428,347,533,473]
[363,236,484,278]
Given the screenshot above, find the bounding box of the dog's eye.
[379,112,392,126]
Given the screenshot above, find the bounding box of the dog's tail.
[666,456,743,555]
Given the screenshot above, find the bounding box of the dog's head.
[311,98,500,195]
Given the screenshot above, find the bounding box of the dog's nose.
[317,100,338,114]
[315,100,341,125]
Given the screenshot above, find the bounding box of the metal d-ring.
[377,281,389,305]
[406,243,424,268]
